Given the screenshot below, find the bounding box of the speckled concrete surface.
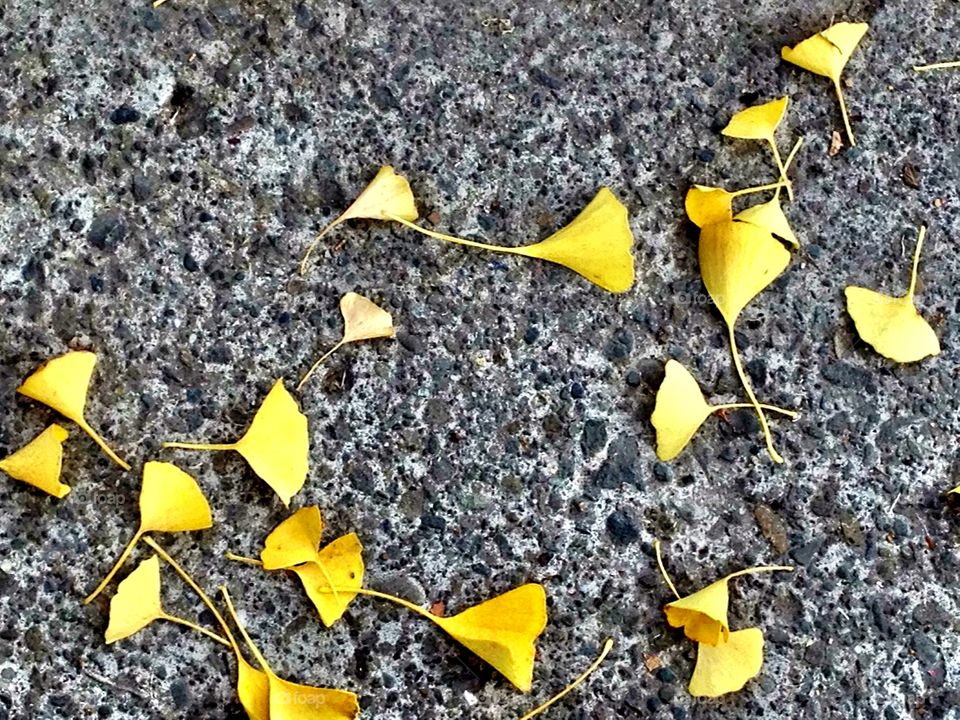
[1,0,960,718]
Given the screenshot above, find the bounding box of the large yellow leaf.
[688,628,764,697]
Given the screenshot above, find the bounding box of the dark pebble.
[86,212,126,251]
[183,253,199,272]
[606,510,640,544]
[397,331,425,354]
[580,418,607,456]
[109,105,141,124]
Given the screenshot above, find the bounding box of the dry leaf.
[298,292,395,390]
[164,379,309,506]
[0,424,71,498]
[105,555,228,647]
[300,165,418,273]
[782,22,869,145]
[221,587,360,719]
[388,188,636,293]
[17,351,129,470]
[688,628,764,697]
[845,226,940,363]
[85,461,213,603]
[829,130,843,156]
[699,219,793,463]
[721,97,793,199]
[642,653,662,673]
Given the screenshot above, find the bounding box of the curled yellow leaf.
[300,165,418,273]
[17,351,129,470]
[688,628,764,697]
[164,379,309,506]
[261,505,324,570]
[0,424,71,498]
[781,22,869,145]
[845,226,940,363]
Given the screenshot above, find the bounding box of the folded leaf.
[845,226,940,363]
[0,424,71,498]
[261,506,324,570]
[17,351,129,470]
[650,361,714,461]
[293,533,365,627]
[434,583,547,692]
[735,196,798,248]
[685,185,733,228]
[164,379,309,506]
[688,628,764,697]
[300,165,418,272]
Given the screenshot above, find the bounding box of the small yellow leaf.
[293,533,365,627]
[300,165,418,272]
[261,506,323,570]
[140,461,213,534]
[948,485,960,495]
[721,97,788,143]
[164,379,309,507]
[434,583,547,692]
[699,219,791,327]
[845,226,940,363]
[684,185,733,228]
[17,351,129,470]
[688,628,764,697]
[0,424,71,498]
[650,361,714,462]
[735,196,799,247]
[340,292,395,344]
[781,22,868,145]
[104,555,164,644]
[515,188,635,293]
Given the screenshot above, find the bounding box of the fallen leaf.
[85,461,213,603]
[0,424,71,498]
[845,226,940,363]
[734,195,798,247]
[16,351,130,470]
[684,181,785,228]
[642,653,662,673]
[388,188,636,293]
[221,587,360,719]
[300,165,418,273]
[781,22,869,145]
[105,555,227,647]
[721,97,793,199]
[429,600,446,617]
[261,505,324,570]
[298,292,395,390]
[293,533,364,627]
[688,628,764,697]
[164,379,309,506]
[829,130,843,156]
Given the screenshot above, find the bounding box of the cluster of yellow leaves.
[678,96,802,464]
[656,542,792,696]
[299,166,636,293]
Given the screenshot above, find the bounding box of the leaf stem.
[653,540,680,600]
[833,79,856,147]
[730,180,787,198]
[162,613,231,647]
[225,552,263,566]
[712,402,799,419]
[386,213,525,256]
[84,528,144,604]
[518,638,614,720]
[297,340,345,391]
[913,60,960,72]
[77,418,131,471]
[727,324,783,463]
[220,586,274,674]
[162,441,236,452]
[299,219,341,275]
[768,139,794,202]
[724,565,794,581]
[906,225,927,301]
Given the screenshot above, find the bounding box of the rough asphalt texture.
[1,0,959,718]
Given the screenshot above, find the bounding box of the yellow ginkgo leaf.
[84,461,213,604]
[0,424,71,498]
[293,533,365,627]
[699,219,792,463]
[685,181,786,228]
[298,293,395,390]
[387,188,635,293]
[164,379,309,507]
[722,97,793,200]
[845,226,940,363]
[948,485,960,495]
[105,555,228,647]
[221,587,360,720]
[17,351,129,470]
[300,165,418,273]
[688,628,764,697]
[663,566,791,646]
[735,196,798,248]
[781,22,869,146]
[261,505,324,570]
[433,584,547,692]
